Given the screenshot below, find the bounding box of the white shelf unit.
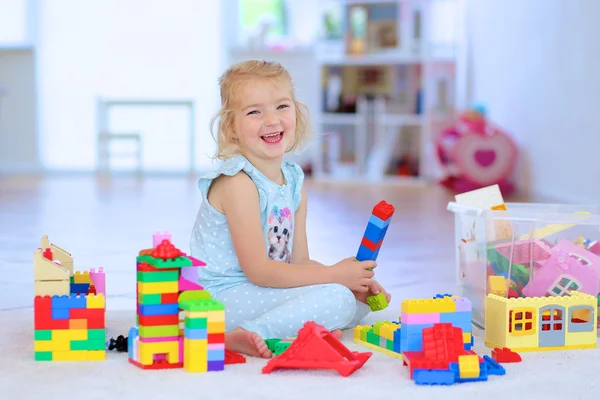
[311,0,460,184]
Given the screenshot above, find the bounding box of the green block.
[139,324,179,338]
[274,341,291,355]
[366,331,379,346]
[386,339,395,351]
[88,329,106,341]
[71,339,106,351]
[137,255,192,269]
[179,290,212,303]
[179,298,224,312]
[367,292,388,311]
[265,338,281,353]
[34,330,52,341]
[373,321,383,335]
[35,352,53,361]
[138,293,162,305]
[184,317,207,329]
[137,270,179,283]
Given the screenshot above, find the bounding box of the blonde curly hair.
[210,60,312,160]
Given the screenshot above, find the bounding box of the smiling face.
[231,77,297,163]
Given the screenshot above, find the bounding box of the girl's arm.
[290,185,326,267]
[213,172,335,288]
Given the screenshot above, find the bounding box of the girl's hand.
[330,257,375,292]
[353,280,391,305]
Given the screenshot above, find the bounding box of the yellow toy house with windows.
[484,292,597,352]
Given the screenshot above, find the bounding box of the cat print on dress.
[267,205,292,263]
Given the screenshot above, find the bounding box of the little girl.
[189,60,391,358]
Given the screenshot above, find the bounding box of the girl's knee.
[318,284,357,325]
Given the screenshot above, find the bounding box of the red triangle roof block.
[262,321,371,377]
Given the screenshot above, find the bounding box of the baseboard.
[0,164,44,175]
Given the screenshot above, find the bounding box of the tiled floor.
[1,174,464,312]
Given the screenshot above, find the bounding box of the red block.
[138,314,179,326]
[372,200,395,221]
[208,333,225,344]
[361,236,382,252]
[34,296,70,330]
[492,347,522,363]
[161,293,179,304]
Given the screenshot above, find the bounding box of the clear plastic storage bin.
[447,201,600,329]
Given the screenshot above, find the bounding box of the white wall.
[467,0,600,203]
[36,0,225,172]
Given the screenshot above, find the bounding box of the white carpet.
[2,307,599,400]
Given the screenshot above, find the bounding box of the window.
[508,308,535,335]
[541,308,563,331]
[568,306,595,332]
[549,275,581,296]
[238,0,286,39]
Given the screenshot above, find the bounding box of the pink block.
[153,231,172,248]
[208,343,225,350]
[183,255,206,267]
[400,312,440,324]
[179,276,203,291]
[89,267,105,296]
[453,297,472,312]
[494,239,553,265]
[523,240,600,297]
[139,336,180,343]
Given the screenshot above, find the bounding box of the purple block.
[453,297,472,312]
[207,360,224,371]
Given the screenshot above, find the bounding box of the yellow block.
[458,354,480,379]
[138,281,178,295]
[74,271,92,284]
[401,297,456,314]
[139,340,180,366]
[51,350,105,361]
[207,310,225,322]
[208,321,225,333]
[488,276,507,297]
[35,339,71,352]
[462,332,471,344]
[379,323,399,341]
[86,293,105,309]
[184,338,207,373]
[53,329,89,341]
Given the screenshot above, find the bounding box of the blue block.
[368,214,391,229]
[184,327,208,340]
[433,293,454,299]
[449,362,489,383]
[413,369,455,385]
[393,339,402,354]
[207,349,225,361]
[70,283,90,294]
[363,222,388,243]
[51,307,71,319]
[52,294,87,309]
[356,245,377,261]
[128,326,138,360]
[483,355,506,376]
[138,303,179,316]
[439,312,472,331]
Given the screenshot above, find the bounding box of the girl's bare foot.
[225,328,272,358]
[331,329,343,339]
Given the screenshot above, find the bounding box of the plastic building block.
[483,355,506,375]
[225,349,246,364]
[33,236,107,361]
[128,234,219,373]
[366,292,388,311]
[263,321,371,377]
[491,347,522,363]
[485,292,597,351]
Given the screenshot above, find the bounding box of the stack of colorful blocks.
[356,200,395,311]
[181,298,226,372]
[33,235,107,361]
[128,232,226,373]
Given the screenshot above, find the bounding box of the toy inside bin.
[447,201,600,330]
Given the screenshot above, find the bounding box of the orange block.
[69,318,88,329]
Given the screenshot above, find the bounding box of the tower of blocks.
[33,235,107,361]
[356,200,395,311]
[128,232,226,372]
[181,297,226,372]
[353,294,473,359]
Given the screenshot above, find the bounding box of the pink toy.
[153,231,172,248]
[89,267,106,296]
[494,239,553,265]
[523,240,600,297]
[437,108,518,195]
